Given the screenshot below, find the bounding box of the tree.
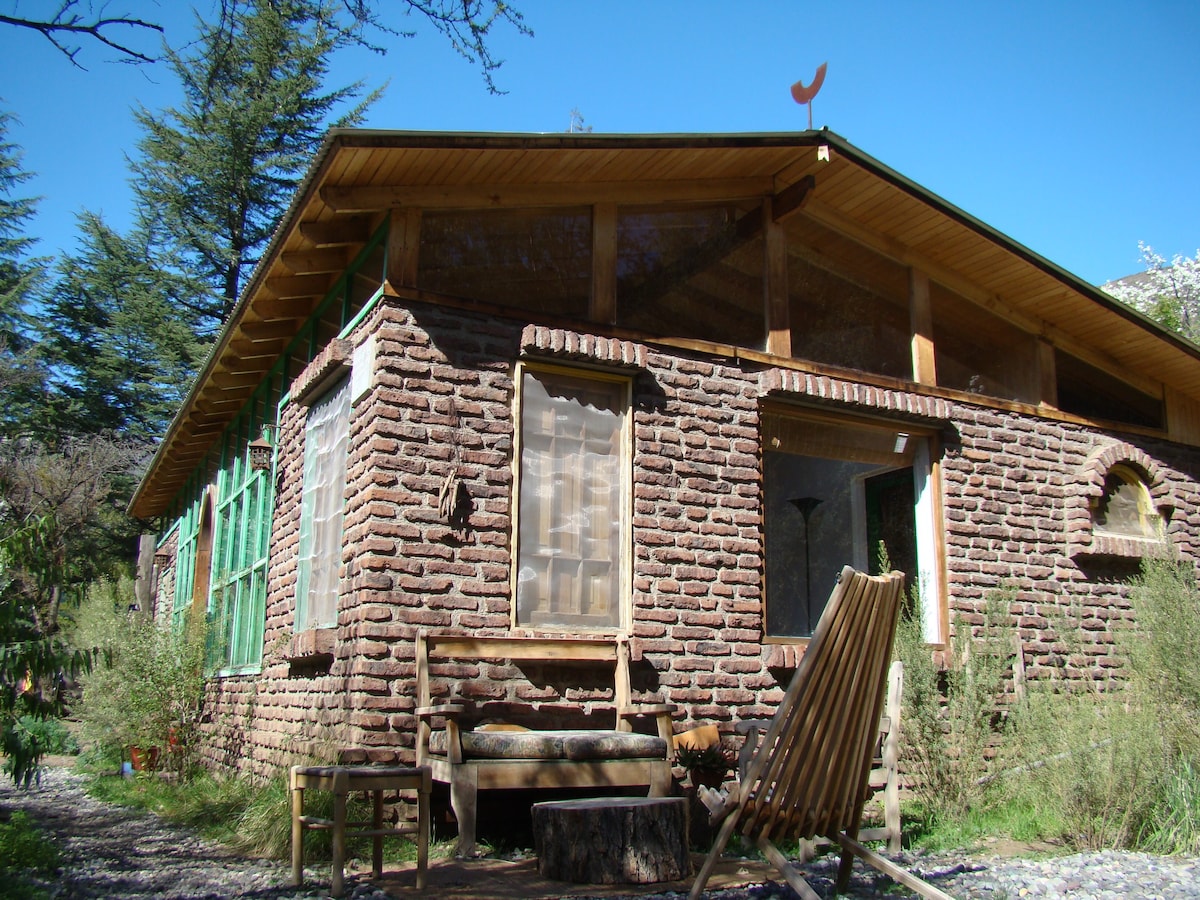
[0,1,162,67]
[1104,243,1200,345]
[39,213,204,442]
[130,0,382,334]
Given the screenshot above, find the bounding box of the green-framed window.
[208,379,282,674]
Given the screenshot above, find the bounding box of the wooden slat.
[320,177,774,212]
[280,247,349,274]
[299,216,374,246]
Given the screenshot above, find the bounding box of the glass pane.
[931,282,1038,402]
[296,377,352,630]
[616,204,765,348]
[787,254,911,379]
[517,369,625,629]
[1095,469,1158,537]
[419,208,591,318]
[764,451,876,637]
[1055,349,1164,429]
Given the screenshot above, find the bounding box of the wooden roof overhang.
[129,129,1200,518]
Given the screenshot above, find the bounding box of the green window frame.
[208,383,281,674]
[171,486,202,630]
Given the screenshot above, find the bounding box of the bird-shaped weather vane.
[791,62,828,130]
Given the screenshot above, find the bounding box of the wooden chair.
[689,566,954,900]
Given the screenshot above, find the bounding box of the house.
[132,129,1200,785]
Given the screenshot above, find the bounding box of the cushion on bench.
[427,729,667,761]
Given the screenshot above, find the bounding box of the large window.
[515,365,629,630]
[295,377,352,631]
[762,408,942,642]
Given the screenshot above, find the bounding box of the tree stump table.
[531,796,690,884]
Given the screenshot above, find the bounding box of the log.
[532,796,690,884]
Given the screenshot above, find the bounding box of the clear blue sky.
[1,1,1197,286]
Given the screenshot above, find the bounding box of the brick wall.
[195,296,1200,776]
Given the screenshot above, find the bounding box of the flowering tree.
[1104,243,1200,345]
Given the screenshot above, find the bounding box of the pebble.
[4,768,1200,899]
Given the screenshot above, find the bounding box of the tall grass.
[974,554,1200,854]
[895,582,1016,825]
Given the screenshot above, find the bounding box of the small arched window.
[1093,464,1162,539]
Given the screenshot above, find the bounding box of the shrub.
[895,583,1015,824]
[71,578,207,779]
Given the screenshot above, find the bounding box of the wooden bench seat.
[414,630,675,856]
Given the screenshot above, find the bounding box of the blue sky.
[1,1,1197,286]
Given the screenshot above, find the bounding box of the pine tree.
[131,0,380,335]
[39,213,203,443]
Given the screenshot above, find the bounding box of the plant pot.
[130,745,161,772]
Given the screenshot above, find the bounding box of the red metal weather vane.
[791,63,828,130]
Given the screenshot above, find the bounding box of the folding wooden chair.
[689,566,955,900]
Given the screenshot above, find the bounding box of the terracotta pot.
[130,745,161,772]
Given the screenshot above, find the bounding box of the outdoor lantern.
[153,550,171,569]
[249,426,276,471]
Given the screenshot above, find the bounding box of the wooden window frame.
[511,361,632,634]
[761,403,948,646]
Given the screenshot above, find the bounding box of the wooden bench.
[414,630,675,856]
[289,765,431,898]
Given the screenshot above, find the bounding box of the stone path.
[4,766,1200,898]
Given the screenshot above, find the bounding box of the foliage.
[86,764,438,864]
[38,214,203,443]
[674,742,734,774]
[0,515,95,787]
[0,809,60,900]
[1104,243,1200,345]
[990,555,1200,853]
[72,577,207,780]
[895,583,1016,825]
[130,0,382,334]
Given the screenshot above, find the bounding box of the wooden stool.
[290,765,431,897]
[532,796,690,884]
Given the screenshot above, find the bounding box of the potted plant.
[675,741,734,789]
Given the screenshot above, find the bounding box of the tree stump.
[532,796,690,884]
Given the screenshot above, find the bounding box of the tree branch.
[0,2,163,68]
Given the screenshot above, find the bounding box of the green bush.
[895,583,1015,825]
[994,554,1200,853]
[70,577,207,779]
[0,810,59,899]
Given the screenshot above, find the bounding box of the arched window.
[1068,444,1172,559]
[1093,464,1161,539]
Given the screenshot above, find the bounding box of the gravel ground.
[4,767,1200,899]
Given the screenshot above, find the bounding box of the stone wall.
[192,295,1200,776]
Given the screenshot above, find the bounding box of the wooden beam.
[239,320,299,342]
[1036,339,1057,408]
[799,199,1163,397]
[320,177,774,213]
[265,273,334,299]
[385,207,421,292]
[299,216,373,247]
[228,338,284,360]
[909,268,936,386]
[251,297,320,320]
[771,175,816,223]
[591,203,617,326]
[280,247,349,274]
[763,198,790,357]
[209,371,265,391]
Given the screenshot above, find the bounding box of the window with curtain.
[515,366,629,630]
[295,377,352,631]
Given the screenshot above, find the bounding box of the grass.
[0,810,60,900]
[84,768,442,866]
